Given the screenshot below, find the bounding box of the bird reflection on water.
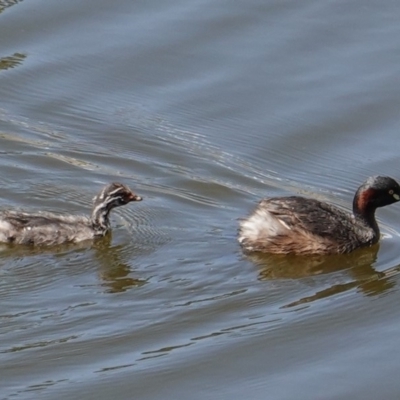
[93,234,147,294]
[0,233,147,294]
[246,245,399,307]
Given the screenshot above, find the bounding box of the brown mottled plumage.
[238,176,400,255]
[0,183,142,246]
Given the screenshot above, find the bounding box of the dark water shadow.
[0,239,93,258]
[91,235,147,294]
[0,53,26,71]
[246,245,399,307]
[0,234,147,294]
[0,0,23,14]
[251,246,379,280]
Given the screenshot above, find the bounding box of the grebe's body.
[239,176,400,255]
[0,183,142,246]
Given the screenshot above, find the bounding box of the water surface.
[2,0,400,399]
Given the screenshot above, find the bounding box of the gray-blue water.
[2,1,400,399]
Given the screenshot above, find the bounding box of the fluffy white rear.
[238,208,290,250]
[0,220,13,242]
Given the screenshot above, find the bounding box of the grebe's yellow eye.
[389,189,394,195]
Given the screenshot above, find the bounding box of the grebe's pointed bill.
[129,193,143,202]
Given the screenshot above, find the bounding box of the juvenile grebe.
[238,176,400,255]
[0,182,142,246]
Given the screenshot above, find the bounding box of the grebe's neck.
[90,201,113,235]
[353,188,380,238]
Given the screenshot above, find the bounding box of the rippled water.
[2,0,400,399]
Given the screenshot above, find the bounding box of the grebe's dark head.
[93,182,142,209]
[91,182,142,233]
[353,176,400,216]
